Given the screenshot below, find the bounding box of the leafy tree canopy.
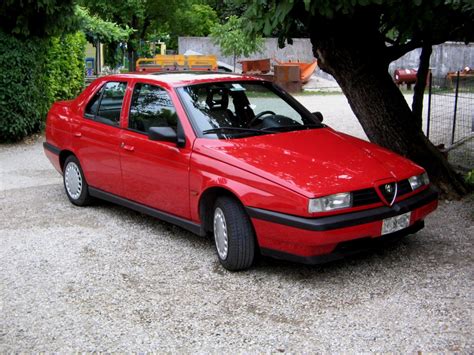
[213,0,247,21]
[242,0,474,61]
[172,4,218,37]
[0,0,78,37]
[210,15,264,70]
[149,2,219,48]
[0,0,132,43]
[77,7,133,44]
[81,0,220,69]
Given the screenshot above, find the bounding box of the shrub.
[0,30,85,142]
[45,32,86,105]
[0,31,49,142]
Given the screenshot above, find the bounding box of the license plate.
[382,212,411,235]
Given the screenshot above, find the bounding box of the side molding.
[43,142,61,155]
[89,187,204,236]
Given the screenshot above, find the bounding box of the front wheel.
[63,155,92,206]
[213,196,256,271]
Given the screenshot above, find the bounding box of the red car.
[44,73,438,270]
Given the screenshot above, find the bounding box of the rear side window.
[128,83,178,134]
[85,88,102,118]
[84,81,127,126]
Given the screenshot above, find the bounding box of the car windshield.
[177,81,322,139]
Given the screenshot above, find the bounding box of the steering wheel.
[248,110,276,126]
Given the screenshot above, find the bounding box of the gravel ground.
[1,94,473,352]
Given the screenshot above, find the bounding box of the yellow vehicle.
[136,55,218,73]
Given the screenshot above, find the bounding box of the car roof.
[101,72,265,88]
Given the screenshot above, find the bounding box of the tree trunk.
[127,14,141,72]
[309,14,467,199]
[127,47,136,72]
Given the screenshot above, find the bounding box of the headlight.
[308,192,352,213]
[408,172,430,190]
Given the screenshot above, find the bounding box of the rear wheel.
[63,155,92,206]
[213,196,256,271]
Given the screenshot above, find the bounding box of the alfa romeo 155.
[44,73,438,270]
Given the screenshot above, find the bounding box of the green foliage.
[0,0,136,142]
[466,170,474,186]
[210,16,264,70]
[45,32,87,104]
[0,0,132,42]
[0,30,86,142]
[83,0,148,25]
[82,0,161,69]
[0,31,49,142]
[83,0,219,54]
[242,0,474,49]
[76,6,133,44]
[173,4,218,37]
[156,3,218,49]
[0,0,79,37]
[213,1,247,21]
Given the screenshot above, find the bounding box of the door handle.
[120,142,135,152]
[73,132,82,138]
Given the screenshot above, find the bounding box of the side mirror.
[148,126,177,143]
[312,111,323,122]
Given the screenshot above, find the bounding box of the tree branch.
[412,41,432,130]
[385,38,422,62]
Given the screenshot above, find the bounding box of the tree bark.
[309,14,467,199]
[127,48,136,72]
[127,14,141,72]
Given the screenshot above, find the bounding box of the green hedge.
[0,31,86,142]
[46,32,86,105]
[0,32,48,142]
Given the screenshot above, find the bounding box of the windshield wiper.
[261,124,321,132]
[202,127,269,135]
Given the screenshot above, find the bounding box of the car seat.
[206,88,236,127]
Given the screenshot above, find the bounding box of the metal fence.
[427,72,474,171]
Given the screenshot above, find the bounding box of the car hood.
[193,128,423,197]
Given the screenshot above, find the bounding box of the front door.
[119,82,191,219]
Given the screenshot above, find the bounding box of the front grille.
[397,179,413,196]
[352,188,380,207]
[351,180,413,208]
[378,182,397,203]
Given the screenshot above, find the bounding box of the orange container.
[240,59,271,74]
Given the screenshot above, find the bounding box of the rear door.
[119,82,192,219]
[72,81,128,195]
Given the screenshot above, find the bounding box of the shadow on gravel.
[257,235,413,271]
[79,197,430,282]
[90,198,211,246]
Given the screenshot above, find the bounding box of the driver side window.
[128,83,178,134]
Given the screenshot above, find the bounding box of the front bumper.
[247,186,438,263]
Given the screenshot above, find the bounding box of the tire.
[63,155,92,206]
[213,196,256,271]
